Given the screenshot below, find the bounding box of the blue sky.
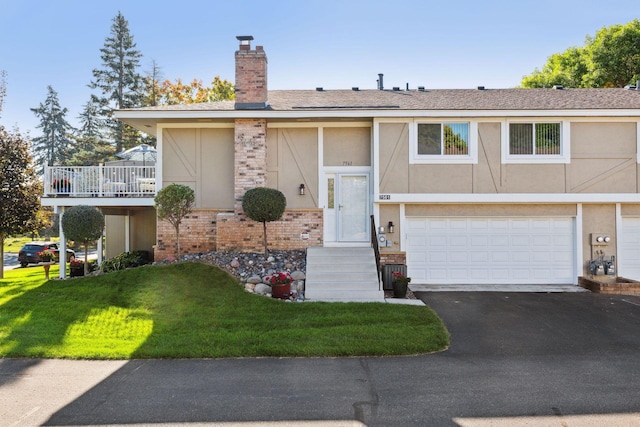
[1,0,639,136]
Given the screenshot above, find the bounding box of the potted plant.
[37,248,55,280]
[265,272,293,299]
[38,248,55,263]
[70,259,84,277]
[52,177,71,193]
[392,271,411,298]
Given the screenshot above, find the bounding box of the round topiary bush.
[242,187,287,256]
[61,205,105,275]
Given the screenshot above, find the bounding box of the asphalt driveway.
[419,291,640,358]
[1,292,639,426]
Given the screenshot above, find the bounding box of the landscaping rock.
[291,270,306,280]
[254,283,271,296]
[246,275,262,284]
[244,283,256,292]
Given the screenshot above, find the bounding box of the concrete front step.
[305,246,384,302]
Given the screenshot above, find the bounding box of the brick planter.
[578,276,640,295]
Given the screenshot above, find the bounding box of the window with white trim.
[509,122,561,156]
[412,121,477,164]
[502,120,570,164]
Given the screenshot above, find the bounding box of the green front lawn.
[0,263,449,359]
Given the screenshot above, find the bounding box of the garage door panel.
[407,217,575,284]
[619,218,640,279]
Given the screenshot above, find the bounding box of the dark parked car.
[18,242,75,268]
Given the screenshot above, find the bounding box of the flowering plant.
[392,271,411,285]
[265,272,293,286]
[70,259,83,266]
[37,248,55,260]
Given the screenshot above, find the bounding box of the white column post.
[125,212,131,253]
[58,207,67,279]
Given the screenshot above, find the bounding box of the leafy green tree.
[154,184,195,257]
[30,86,74,173]
[586,19,640,87]
[90,11,144,152]
[521,47,589,88]
[61,205,105,276]
[242,187,287,256]
[521,19,640,88]
[0,126,40,278]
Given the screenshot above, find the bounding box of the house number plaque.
[379,194,391,200]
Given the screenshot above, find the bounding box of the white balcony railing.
[44,165,156,198]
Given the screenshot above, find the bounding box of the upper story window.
[411,121,478,164]
[509,123,560,155]
[502,120,570,164]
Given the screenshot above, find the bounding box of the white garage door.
[619,218,640,280]
[406,217,575,284]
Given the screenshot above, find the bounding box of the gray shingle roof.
[127,88,640,113]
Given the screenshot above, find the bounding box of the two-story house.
[46,36,640,289]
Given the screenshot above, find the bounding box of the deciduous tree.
[155,184,195,257]
[0,126,40,278]
[61,205,105,276]
[521,19,640,88]
[242,187,287,256]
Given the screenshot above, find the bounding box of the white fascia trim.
[373,119,381,197]
[115,109,640,120]
[157,123,234,129]
[267,121,371,128]
[323,166,371,173]
[373,193,640,204]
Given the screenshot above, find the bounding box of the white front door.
[324,173,369,243]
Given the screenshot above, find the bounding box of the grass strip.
[0,262,449,359]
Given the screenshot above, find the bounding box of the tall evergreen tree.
[0,125,40,278]
[0,70,7,118]
[30,86,74,172]
[90,11,144,153]
[68,98,115,166]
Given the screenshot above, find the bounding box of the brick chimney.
[235,36,268,110]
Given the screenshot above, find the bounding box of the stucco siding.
[581,204,617,275]
[163,127,234,209]
[130,208,157,254]
[323,127,371,167]
[570,122,637,194]
[267,128,318,208]
[405,203,577,217]
[379,123,409,193]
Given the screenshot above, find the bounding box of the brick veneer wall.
[155,209,227,260]
[217,208,323,252]
[234,46,267,107]
[380,251,406,266]
[234,118,267,211]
